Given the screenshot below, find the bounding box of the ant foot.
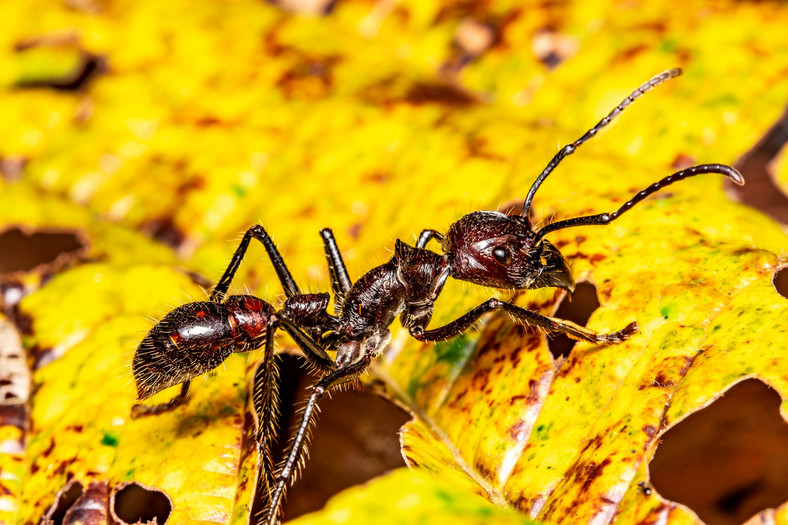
[598,321,638,344]
[410,327,426,341]
[130,395,189,419]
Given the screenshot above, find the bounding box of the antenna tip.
[726,166,745,186]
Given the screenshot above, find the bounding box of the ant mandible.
[131,68,743,524]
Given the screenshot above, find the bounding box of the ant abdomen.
[133,296,274,400]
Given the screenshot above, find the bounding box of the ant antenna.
[534,163,744,240]
[521,68,683,221]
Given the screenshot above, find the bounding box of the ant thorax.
[333,240,449,366]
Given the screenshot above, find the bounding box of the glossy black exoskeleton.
[131,68,743,524]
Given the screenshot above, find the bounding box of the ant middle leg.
[252,319,282,514]
[319,228,352,314]
[410,298,638,345]
[263,355,370,525]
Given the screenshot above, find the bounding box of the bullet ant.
[131,69,743,524]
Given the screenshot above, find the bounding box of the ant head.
[442,211,575,294]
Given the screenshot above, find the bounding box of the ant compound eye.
[492,246,512,266]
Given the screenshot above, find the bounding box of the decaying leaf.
[1,0,787,524]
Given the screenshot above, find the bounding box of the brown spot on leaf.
[141,217,186,249]
[404,82,477,107]
[508,394,527,405]
[347,222,363,240]
[509,419,531,443]
[651,373,675,389]
[589,253,607,264]
[14,37,105,92]
[678,352,698,376]
[42,436,56,457]
[642,425,657,439]
[0,156,27,181]
[277,56,338,100]
[671,153,696,170]
[579,457,611,492]
[532,28,578,69]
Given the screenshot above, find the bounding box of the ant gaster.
[131,68,743,524]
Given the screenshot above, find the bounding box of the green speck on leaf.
[534,422,553,440]
[101,431,119,447]
[659,38,679,52]
[434,334,474,366]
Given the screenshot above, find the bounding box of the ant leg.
[252,319,281,514]
[212,225,300,302]
[410,298,638,345]
[415,229,444,249]
[278,317,336,372]
[319,228,352,314]
[130,380,190,418]
[263,356,370,525]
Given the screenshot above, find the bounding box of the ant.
[131,68,743,524]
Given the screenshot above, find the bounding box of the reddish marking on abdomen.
[196,310,206,318]
[244,297,265,311]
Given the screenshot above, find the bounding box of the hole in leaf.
[650,379,788,525]
[43,480,83,525]
[253,354,409,520]
[0,228,85,275]
[732,102,788,225]
[548,282,599,359]
[112,482,171,524]
[774,267,788,300]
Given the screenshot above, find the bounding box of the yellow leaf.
[1,0,787,523]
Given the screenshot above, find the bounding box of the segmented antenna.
[534,164,744,240]
[522,68,683,220]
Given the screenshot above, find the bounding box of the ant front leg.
[263,356,370,525]
[410,298,638,345]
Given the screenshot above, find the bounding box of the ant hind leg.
[130,380,191,419]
